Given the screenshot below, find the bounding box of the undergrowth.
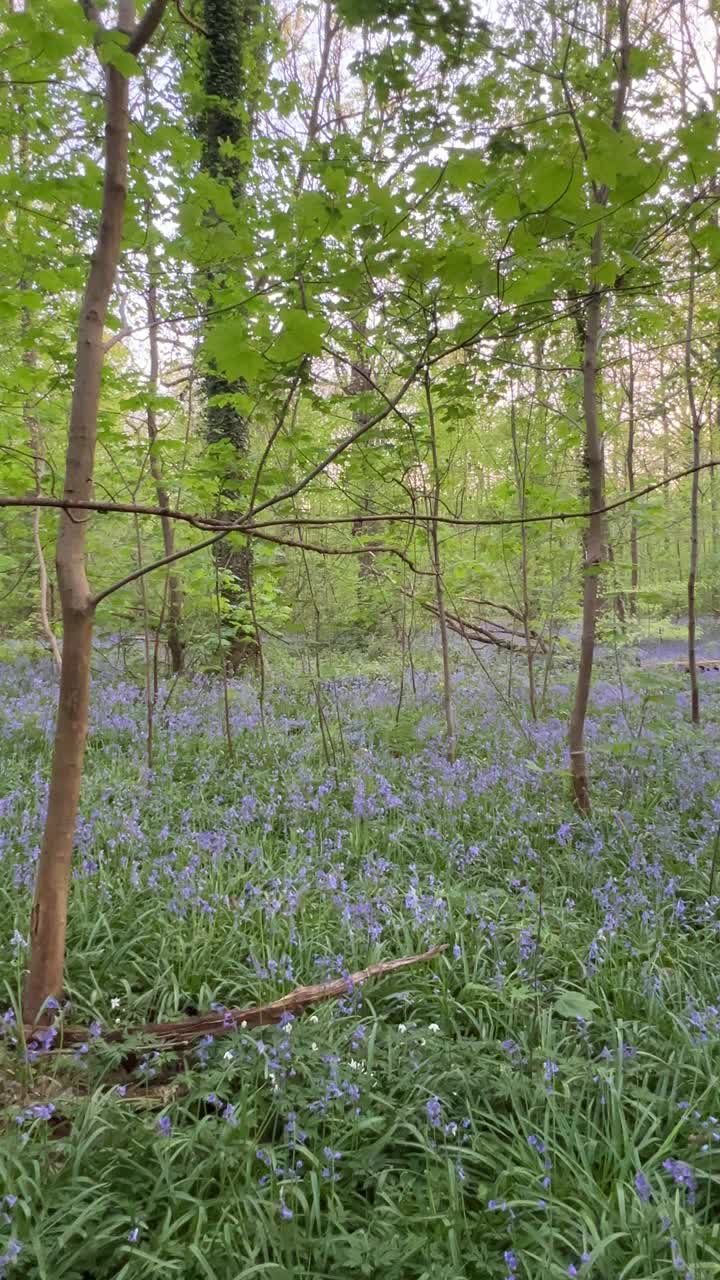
[0,653,719,1278]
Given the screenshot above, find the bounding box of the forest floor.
[0,649,719,1279]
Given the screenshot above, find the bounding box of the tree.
[199,0,268,671]
[24,0,170,1024]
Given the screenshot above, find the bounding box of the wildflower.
[428,1023,440,1033]
[398,1023,407,1034]
[0,1238,22,1270]
[426,1096,442,1128]
[110,997,121,1010]
[279,1195,293,1221]
[128,1226,140,1244]
[663,1158,697,1205]
[157,1115,171,1137]
[635,1171,652,1203]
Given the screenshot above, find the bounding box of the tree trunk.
[24,0,167,1023]
[22,331,62,672]
[685,247,701,725]
[510,393,537,719]
[16,95,61,671]
[569,226,605,815]
[145,229,184,673]
[201,0,265,672]
[626,338,638,618]
[566,0,630,814]
[425,372,456,759]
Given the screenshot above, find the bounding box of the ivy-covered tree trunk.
[201,0,265,672]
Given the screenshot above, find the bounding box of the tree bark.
[425,372,456,759]
[22,331,62,672]
[625,338,638,617]
[24,0,167,1024]
[685,246,701,725]
[569,225,605,815]
[510,392,537,719]
[145,227,184,673]
[567,0,630,814]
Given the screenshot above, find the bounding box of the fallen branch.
[28,944,447,1052]
[421,600,547,654]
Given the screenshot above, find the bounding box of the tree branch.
[3,459,720,538]
[127,0,170,53]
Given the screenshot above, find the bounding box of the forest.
[1,0,720,1274]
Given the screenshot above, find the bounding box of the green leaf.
[271,310,328,362]
[553,992,599,1022]
[205,320,264,382]
[678,111,718,173]
[446,151,486,189]
[503,262,553,303]
[98,37,141,78]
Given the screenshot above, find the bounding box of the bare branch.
[127,0,169,53]
[3,458,720,537]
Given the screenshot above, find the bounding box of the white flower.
[428,1023,440,1033]
[223,1050,234,1061]
[110,997,121,1010]
[398,1024,407,1034]
[309,1015,319,1024]
[240,1020,248,1029]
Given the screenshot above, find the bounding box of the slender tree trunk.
[569,226,605,815]
[23,336,62,672]
[24,0,167,1023]
[685,246,701,724]
[16,103,61,670]
[425,372,456,759]
[145,226,184,673]
[348,348,379,608]
[707,389,712,609]
[567,0,630,814]
[510,394,537,719]
[626,339,638,618]
[607,539,626,625]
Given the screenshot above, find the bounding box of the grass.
[0,651,719,1278]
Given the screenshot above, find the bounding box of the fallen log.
[421,599,547,654]
[676,658,720,672]
[26,944,447,1053]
